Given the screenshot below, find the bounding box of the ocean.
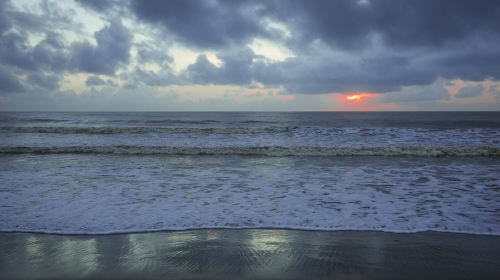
[0,112,499,235]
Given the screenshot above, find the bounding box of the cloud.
[183,47,256,85]
[145,0,500,94]
[456,84,484,98]
[70,20,132,75]
[2,0,500,110]
[27,72,60,91]
[76,0,122,12]
[183,55,221,84]
[379,80,451,103]
[0,0,10,35]
[126,67,176,88]
[135,42,173,66]
[129,0,273,49]
[270,0,500,50]
[85,75,116,87]
[0,68,24,94]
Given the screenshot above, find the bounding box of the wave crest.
[0,146,498,156]
[0,126,290,134]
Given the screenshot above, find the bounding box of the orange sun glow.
[347,95,362,101]
[346,93,372,102]
[330,92,397,111]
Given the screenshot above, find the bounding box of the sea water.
[0,112,499,234]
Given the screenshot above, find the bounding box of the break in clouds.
[1,0,500,110]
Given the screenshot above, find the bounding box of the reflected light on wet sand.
[1,229,500,279]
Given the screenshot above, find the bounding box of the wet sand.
[1,229,499,279]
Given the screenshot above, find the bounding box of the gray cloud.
[135,42,173,67]
[129,0,273,49]
[126,67,176,88]
[70,20,132,75]
[76,0,122,12]
[180,46,435,94]
[183,48,256,85]
[269,0,500,50]
[456,84,484,98]
[0,0,10,35]
[379,81,451,103]
[0,0,71,73]
[2,0,500,108]
[127,0,500,94]
[85,75,116,87]
[183,55,221,84]
[0,32,38,71]
[0,68,24,94]
[27,72,60,91]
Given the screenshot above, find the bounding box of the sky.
[0,0,500,111]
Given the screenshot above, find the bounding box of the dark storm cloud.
[251,52,436,94]
[127,0,500,50]
[2,0,500,101]
[70,20,132,75]
[181,47,435,94]
[129,0,272,49]
[125,0,500,94]
[267,0,500,50]
[431,42,500,81]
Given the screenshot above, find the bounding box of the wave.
[1,227,499,236]
[240,120,280,124]
[0,126,291,134]
[0,145,498,156]
[142,119,221,125]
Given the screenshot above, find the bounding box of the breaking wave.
[0,126,291,134]
[1,146,498,156]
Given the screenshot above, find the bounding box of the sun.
[347,95,363,101]
[341,92,378,106]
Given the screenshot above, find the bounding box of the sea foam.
[1,154,499,235]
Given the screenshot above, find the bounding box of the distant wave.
[240,120,280,124]
[0,118,68,123]
[1,146,498,156]
[142,119,221,125]
[0,126,291,134]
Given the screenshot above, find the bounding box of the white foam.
[1,155,499,235]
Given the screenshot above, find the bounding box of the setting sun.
[347,95,362,101]
[345,93,373,103]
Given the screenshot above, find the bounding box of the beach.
[1,229,500,279]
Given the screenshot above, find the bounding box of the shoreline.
[1,227,500,237]
[2,229,499,279]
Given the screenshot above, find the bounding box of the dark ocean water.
[0,112,499,234]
